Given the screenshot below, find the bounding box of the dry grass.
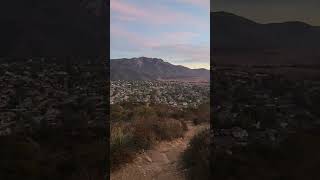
[110,103,191,170]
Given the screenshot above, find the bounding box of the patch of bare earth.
[111,122,209,180]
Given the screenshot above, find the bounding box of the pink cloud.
[111,24,201,49]
[110,0,207,28]
[111,25,209,64]
[110,0,147,20]
[159,32,200,44]
[175,0,210,9]
[111,24,158,49]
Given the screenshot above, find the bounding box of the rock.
[145,155,153,163]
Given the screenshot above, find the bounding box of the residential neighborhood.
[110,80,209,108]
[212,65,320,152]
[0,59,107,136]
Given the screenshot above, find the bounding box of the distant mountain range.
[211,12,320,65]
[211,11,320,49]
[110,57,209,81]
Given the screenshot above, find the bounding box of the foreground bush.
[110,103,189,170]
[156,118,187,140]
[182,129,210,180]
[110,123,136,170]
[0,130,107,180]
[183,103,210,125]
[111,117,186,170]
[212,128,320,180]
[133,117,186,145]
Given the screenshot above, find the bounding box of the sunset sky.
[111,0,210,69]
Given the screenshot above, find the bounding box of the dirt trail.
[111,122,209,180]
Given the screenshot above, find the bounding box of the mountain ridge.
[211,11,320,65]
[213,11,317,27]
[110,57,209,81]
[211,11,320,49]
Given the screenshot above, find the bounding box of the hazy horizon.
[111,0,210,69]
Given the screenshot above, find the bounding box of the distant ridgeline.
[211,11,320,48]
[211,11,320,65]
[110,57,209,81]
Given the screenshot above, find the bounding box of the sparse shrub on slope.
[211,128,320,180]
[110,103,190,170]
[131,105,157,121]
[182,129,210,180]
[185,103,210,125]
[132,117,159,149]
[110,104,126,122]
[110,122,135,170]
[156,118,186,140]
[131,117,186,149]
[0,134,106,180]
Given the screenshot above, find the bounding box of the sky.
[111,0,210,69]
[211,0,320,26]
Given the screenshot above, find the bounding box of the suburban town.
[0,59,107,179]
[212,65,320,179]
[110,80,210,108]
[0,59,107,136]
[213,66,320,142]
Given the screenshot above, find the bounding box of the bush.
[156,118,185,140]
[110,123,135,170]
[211,128,320,180]
[131,117,185,148]
[110,123,134,149]
[182,129,210,180]
[132,117,158,149]
[110,106,189,170]
[0,133,107,180]
[185,103,210,125]
[110,103,205,170]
